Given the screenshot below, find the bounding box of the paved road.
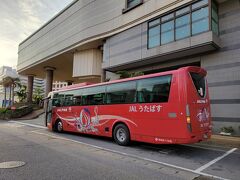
[0,115,239,180]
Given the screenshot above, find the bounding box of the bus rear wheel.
[55,120,63,133]
[113,124,130,146]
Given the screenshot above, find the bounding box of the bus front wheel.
[113,124,130,146]
[55,120,63,133]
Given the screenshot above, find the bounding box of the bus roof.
[60,82,94,90]
[54,66,205,93]
[52,82,94,93]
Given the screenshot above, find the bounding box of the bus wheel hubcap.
[58,122,62,131]
[116,128,126,142]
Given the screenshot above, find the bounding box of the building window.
[161,20,174,44]
[123,0,143,13]
[192,6,209,35]
[211,0,219,35]
[192,0,208,9]
[127,0,142,9]
[176,14,190,40]
[147,0,218,49]
[148,19,160,48]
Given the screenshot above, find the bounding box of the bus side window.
[137,75,172,103]
[82,86,105,105]
[106,93,112,104]
[53,99,61,107]
[73,96,81,106]
[65,96,73,106]
[106,81,137,104]
[56,94,65,106]
[82,95,88,105]
[52,93,59,107]
[90,93,104,105]
[138,91,145,102]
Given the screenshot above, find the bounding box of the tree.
[12,78,21,104]
[116,71,144,79]
[0,76,14,107]
[16,85,27,102]
[33,87,44,104]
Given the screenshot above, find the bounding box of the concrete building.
[52,81,68,91]
[19,75,45,94]
[17,0,240,134]
[0,66,45,105]
[0,66,18,107]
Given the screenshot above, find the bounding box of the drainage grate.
[0,161,25,169]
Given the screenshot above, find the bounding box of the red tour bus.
[45,66,212,146]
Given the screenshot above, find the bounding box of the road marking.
[4,123,25,128]
[31,130,229,180]
[8,121,47,129]
[0,161,26,169]
[195,148,238,173]
[30,129,45,133]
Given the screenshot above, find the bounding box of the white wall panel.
[73,49,102,77]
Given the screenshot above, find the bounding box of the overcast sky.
[0,0,73,68]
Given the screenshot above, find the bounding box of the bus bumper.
[183,131,212,144]
[47,123,53,131]
[153,131,211,144]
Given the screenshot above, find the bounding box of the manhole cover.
[0,161,25,169]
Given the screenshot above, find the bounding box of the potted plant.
[220,126,234,136]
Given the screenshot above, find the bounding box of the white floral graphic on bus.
[75,106,101,132]
[56,106,137,133]
[197,108,209,122]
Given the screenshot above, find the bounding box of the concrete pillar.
[3,86,7,107]
[9,85,12,106]
[44,67,55,98]
[27,75,34,103]
[11,84,14,105]
[101,69,106,82]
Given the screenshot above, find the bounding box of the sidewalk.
[15,109,44,120]
[201,134,240,148]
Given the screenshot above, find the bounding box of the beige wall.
[73,49,102,77]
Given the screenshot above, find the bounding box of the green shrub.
[4,110,12,120]
[0,105,33,119]
[0,108,7,113]
[220,126,234,134]
[0,112,5,119]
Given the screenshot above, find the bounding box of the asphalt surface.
[0,114,239,180]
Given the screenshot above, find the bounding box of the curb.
[14,112,44,120]
[14,111,44,120]
[211,135,240,142]
[201,135,240,148]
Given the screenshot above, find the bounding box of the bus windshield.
[190,72,206,98]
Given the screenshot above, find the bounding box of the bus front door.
[45,99,53,127]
